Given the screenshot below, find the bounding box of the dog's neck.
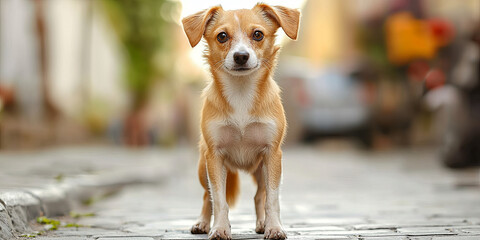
[208,68,270,119]
[220,70,262,108]
[220,70,262,90]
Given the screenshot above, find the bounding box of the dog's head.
[182,4,300,76]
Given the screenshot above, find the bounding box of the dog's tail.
[226,170,240,207]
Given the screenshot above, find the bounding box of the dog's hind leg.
[263,150,286,240]
[191,146,212,234]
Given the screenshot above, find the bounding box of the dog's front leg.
[206,151,232,240]
[263,150,286,240]
[253,163,266,234]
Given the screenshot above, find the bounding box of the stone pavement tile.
[407,237,433,240]
[284,237,332,240]
[290,236,350,240]
[432,236,480,240]
[424,218,473,225]
[76,216,126,230]
[97,238,154,240]
[92,233,161,239]
[122,221,197,235]
[228,234,264,239]
[0,190,43,233]
[298,229,397,236]
[284,226,347,232]
[288,218,367,226]
[456,227,480,234]
[443,225,480,234]
[312,237,352,240]
[0,203,15,239]
[49,227,127,237]
[156,232,268,240]
[353,223,400,230]
[151,233,210,239]
[28,186,71,217]
[357,231,408,237]
[360,237,407,240]
[396,227,456,236]
[30,237,91,240]
[297,230,405,237]
[466,218,480,224]
[361,219,471,229]
[156,234,206,240]
[367,218,471,227]
[148,232,349,240]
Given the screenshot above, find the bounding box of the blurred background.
[0,0,479,168]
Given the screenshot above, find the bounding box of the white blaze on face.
[224,14,259,75]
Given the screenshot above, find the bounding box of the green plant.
[99,0,180,108]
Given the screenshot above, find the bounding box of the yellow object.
[385,12,437,65]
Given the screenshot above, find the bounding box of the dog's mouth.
[233,67,251,71]
[225,64,260,75]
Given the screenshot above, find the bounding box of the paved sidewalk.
[4,146,480,240]
[0,146,183,239]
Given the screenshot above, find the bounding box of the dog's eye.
[217,32,229,43]
[252,30,264,41]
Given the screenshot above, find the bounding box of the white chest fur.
[206,75,277,170]
[222,74,257,129]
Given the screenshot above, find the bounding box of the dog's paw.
[264,226,286,239]
[191,221,210,234]
[208,226,232,240]
[255,220,265,234]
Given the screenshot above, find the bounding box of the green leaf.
[70,211,96,218]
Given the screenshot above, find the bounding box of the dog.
[182,3,300,240]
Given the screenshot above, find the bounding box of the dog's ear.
[182,6,223,47]
[254,4,300,40]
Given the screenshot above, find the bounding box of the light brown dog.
[182,3,300,240]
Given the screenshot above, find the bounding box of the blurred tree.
[100,0,180,146]
[34,0,58,117]
[100,0,175,107]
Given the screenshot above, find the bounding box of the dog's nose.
[233,51,249,65]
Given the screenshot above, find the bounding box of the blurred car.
[278,57,375,148]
